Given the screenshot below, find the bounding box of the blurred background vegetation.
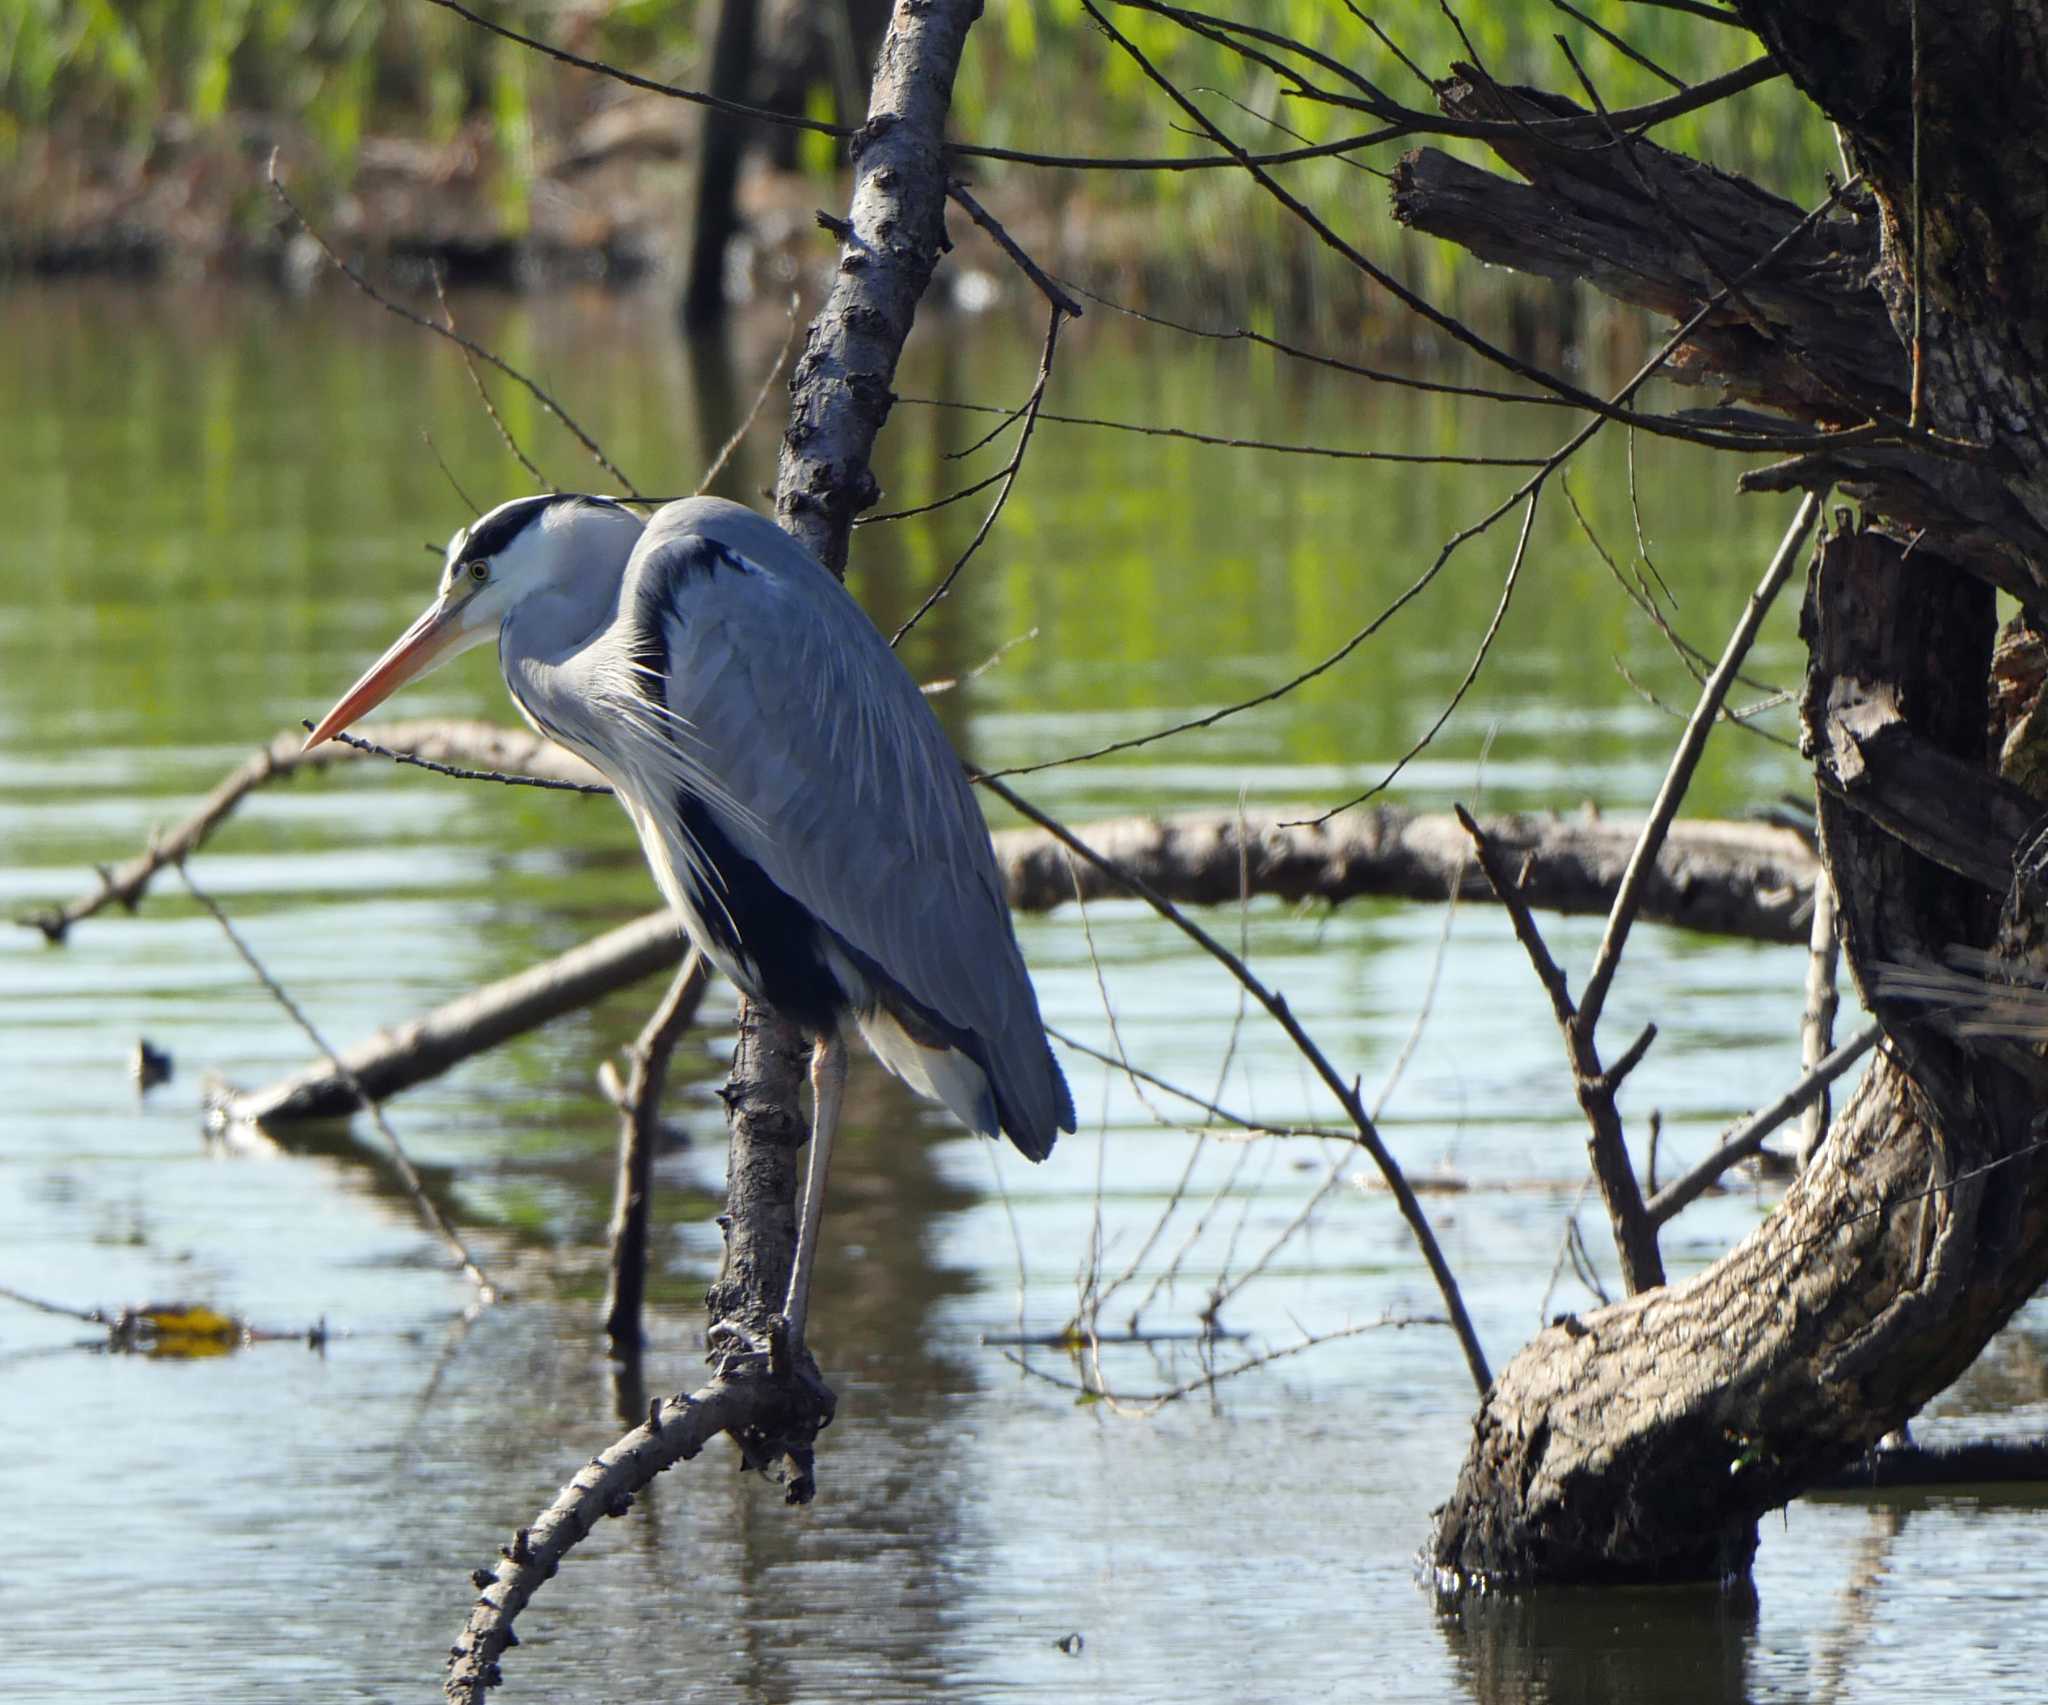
[1,0,1834,325]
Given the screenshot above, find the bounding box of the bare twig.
[896,395,1548,466]
[1044,1026,1341,1139]
[1564,1216,1612,1304]
[982,178,1865,788]
[421,429,482,516]
[1536,1171,1598,1322]
[695,299,801,497]
[892,309,1065,645]
[1622,0,1744,23]
[1054,274,1567,408]
[16,721,607,943]
[944,181,1084,318]
[1575,490,1822,1038]
[1550,0,1688,89]
[316,724,613,793]
[266,153,640,497]
[424,0,1760,174]
[1456,804,1662,1292]
[178,862,499,1303]
[1086,3,1802,443]
[980,772,1492,1395]
[434,268,553,492]
[1344,4,1434,91]
[1294,482,1541,824]
[1000,1314,1449,1412]
[1646,1023,1882,1225]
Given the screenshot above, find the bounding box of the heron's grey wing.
[621,505,1071,1144]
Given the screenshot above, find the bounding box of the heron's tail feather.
[852,1007,1072,1162]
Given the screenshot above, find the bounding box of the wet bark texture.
[1414,1,2048,1584]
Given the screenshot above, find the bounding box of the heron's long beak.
[302,595,465,751]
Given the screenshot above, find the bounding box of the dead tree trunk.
[1403,3,2048,1584]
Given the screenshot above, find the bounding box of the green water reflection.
[7,281,2036,1705]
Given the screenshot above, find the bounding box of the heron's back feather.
[518,497,1073,1159]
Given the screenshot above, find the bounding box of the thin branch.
[1045,1026,1342,1139]
[428,0,1763,173]
[422,0,1389,175]
[314,724,614,793]
[1087,17,1888,459]
[1181,83,1391,180]
[896,395,1548,466]
[1292,481,1541,825]
[999,1314,1449,1412]
[859,464,1012,525]
[1646,1023,1882,1225]
[1118,0,1776,141]
[177,862,499,1303]
[1456,804,1662,1292]
[1055,274,1568,408]
[16,721,607,943]
[435,267,553,492]
[944,181,1085,318]
[1536,1171,1598,1322]
[892,309,1064,645]
[1622,0,1745,23]
[1344,4,1434,92]
[601,953,710,1351]
[1549,0,1688,89]
[981,176,1864,788]
[266,153,641,498]
[421,429,482,517]
[1575,490,1822,1039]
[695,298,800,497]
[978,772,1492,1395]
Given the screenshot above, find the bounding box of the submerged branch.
[221,908,693,1125]
[177,862,500,1303]
[16,721,603,944]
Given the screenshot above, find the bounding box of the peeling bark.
[1391,63,2048,606]
[1433,533,2048,1586]
[1397,0,2048,1586]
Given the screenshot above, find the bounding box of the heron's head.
[303,494,644,750]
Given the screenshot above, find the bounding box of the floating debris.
[0,1285,327,1356]
[130,1038,173,1093]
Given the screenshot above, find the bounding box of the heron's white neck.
[496,561,633,756]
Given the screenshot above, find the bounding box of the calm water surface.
[5,282,2048,1703]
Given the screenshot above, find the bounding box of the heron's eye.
[466,559,490,583]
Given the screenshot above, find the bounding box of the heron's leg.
[782,1030,847,1345]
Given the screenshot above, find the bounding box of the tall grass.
[2,0,1832,314]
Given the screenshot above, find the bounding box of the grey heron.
[304,494,1074,1348]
